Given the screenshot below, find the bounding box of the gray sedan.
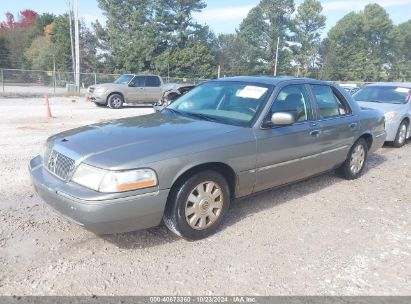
[353,82,411,147]
[29,77,386,240]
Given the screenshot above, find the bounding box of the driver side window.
[129,76,146,87]
[270,85,313,122]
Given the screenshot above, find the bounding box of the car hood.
[48,112,241,169]
[358,101,407,114]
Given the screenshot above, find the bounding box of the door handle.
[349,123,358,130]
[310,130,321,136]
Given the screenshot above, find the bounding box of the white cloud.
[193,5,254,23]
[323,0,411,11]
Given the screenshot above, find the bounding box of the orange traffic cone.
[45,95,53,118]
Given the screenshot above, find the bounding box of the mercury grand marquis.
[29,77,386,240]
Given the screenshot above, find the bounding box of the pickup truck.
[87,74,190,109]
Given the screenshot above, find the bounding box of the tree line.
[0,0,410,82]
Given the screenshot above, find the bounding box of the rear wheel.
[392,120,408,148]
[163,170,230,240]
[108,94,124,109]
[336,138,368,180]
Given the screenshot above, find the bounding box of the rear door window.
[146,76,161,87]
[311,85,351,118]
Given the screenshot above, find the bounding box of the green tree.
[50,14,72,71]
[96,0,157,72]
[157,38,216,79]
[390,20,411,81]
[216,33,254,76]
[23,36,53,70]
[322,4,394,81]
[237,0,295,75]
[0,36,10,67]
[293,0,326,77]
[361,4,393,81]
[96,0,217,77]
[154,0,206,49]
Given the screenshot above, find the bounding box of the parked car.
[29,77,386,240]
[353,83,411,147]
[153,85,196,112]
[86,74,191,109]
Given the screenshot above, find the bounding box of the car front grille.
[88,87,95,93]
[46,150,76,181]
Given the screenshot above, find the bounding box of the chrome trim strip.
[257,145,349,172]
[376,133,386,138]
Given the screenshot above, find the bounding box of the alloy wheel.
[184,181,224,230]
[350,144,365,175]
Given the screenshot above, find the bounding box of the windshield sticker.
[237,86,268,99]
[395,87,410,94]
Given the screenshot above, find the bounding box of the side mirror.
[268,112,295,127]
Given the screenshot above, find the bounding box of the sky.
[1,0,410,36]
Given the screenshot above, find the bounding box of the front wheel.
[336,138,368,180]
[108,94,124,109]
[163,171,230,240]
[392,121,408,148]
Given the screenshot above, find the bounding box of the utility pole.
[67,0,76,84]
[73,0,80,92]
[217,65,221,78]
[274,36,280,76]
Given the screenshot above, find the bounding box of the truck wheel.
[108,94,124,109]
[336,138,368,180]
[392,120,408,148]
[163,170,230,241]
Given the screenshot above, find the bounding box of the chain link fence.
[0,68,209,96]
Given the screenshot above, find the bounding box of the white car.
[353,83,411,147]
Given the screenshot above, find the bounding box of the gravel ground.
[0,97,410,296]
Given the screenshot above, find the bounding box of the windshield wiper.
[183,112,217,122]
[164,108,182,115]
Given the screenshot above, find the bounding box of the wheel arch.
[107,91,125,103]
[401,116,410,125]
[167,162,237,203]
[358,133,373,150]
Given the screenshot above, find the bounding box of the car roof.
[366,82,411,88]
[215,76,328,86]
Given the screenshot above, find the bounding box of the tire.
[163,170,230,240]
[94,102,106,107]
[392,120,408,148]
[107,94,124,109]
[336,138,368,180]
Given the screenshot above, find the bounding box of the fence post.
[53,71,56,94]
[1,69,4,93]
[94,73,97,85]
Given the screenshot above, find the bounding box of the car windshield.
[353,86,411,104]
[114,74,134,84]
[167,81,273,127]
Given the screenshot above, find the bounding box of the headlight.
[42,141,51,161]
[384,112,397,122]
[94,87,108,94]
[71,164,158,193]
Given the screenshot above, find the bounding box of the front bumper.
[29,156,169,235]
[385,120,401,142]
[86,92,108,104]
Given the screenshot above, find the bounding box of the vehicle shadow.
[103,153,387,250]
